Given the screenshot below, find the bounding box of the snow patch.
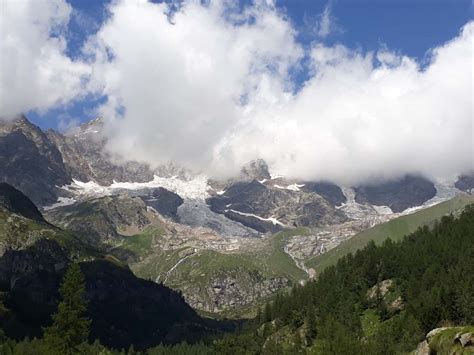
[225,209,285,226]
[274,183,305,191]
[61,175,211,200]
[43,197,77,210]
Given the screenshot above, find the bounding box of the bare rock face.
[143,187,184,221]
[241,159,271,181]
[419,327,474,354]
[455,172,474,193]
[0,183,45,223]
[367,279,404,312]
[182,269,289,313]
[354,175,436,212]
[46,118,154,186]
[0,116,71,205]
[207,180,345,232]
[44,194,153,246]
[301,181,346,207]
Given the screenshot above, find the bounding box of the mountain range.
[0,114,473,325]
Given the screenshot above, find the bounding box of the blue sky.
[28,0,472,130]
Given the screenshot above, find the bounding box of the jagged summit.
[240,159,271,181]
[0,115,71,205]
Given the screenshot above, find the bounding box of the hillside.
[44,192,310,317]
[161,203,473,354]
[0,184,233,349]
[306,194,474,271]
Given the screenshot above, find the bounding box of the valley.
[1,116,473,319]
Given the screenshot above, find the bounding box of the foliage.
[42,263,91,354]
[1,205,473,354]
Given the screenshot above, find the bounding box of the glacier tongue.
[61,175,212,200]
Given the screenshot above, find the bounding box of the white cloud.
[1,0,472,185]
[212,22,474,184]
[303,2,342,39]
[0,0,90,118]
[86,0,302,171]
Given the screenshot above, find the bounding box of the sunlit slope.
[306,194,474,271]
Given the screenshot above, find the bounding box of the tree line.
[1,205,473,354]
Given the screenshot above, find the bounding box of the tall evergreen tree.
[43,263,91,354]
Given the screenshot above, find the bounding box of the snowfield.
[60,175,212,200]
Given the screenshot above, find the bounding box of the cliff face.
[0,185,231,349]
[46,118,154,186]
[354,175,437,212]
[0,182,45,223]
[0,116,71,205]
[0,238,225,350]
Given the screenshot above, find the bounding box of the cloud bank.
[1,0,473,184]
[0,0,90,117]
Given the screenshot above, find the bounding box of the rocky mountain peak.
[241,159,271,181]
[0,116,71,206]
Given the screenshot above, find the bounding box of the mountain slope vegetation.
[3,201,473,354]
[211,204,474,354]
[306,193,474,271]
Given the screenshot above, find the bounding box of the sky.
[21,0,473,129]
[0,0,473,184]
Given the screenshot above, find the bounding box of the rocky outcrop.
[183,270,289,313]
[455,172,474,193]
[241,159,271,181]
[208,180,344,232]
[415,327,474,355]
[0,238,229,350]
[0,116,71,205]
[143,187,184,221]
[46,118,155,186]
[177,200,257,237]
[301,181,346,207]
[44,194,153,246]
[354,175,436,212]
[367,279,404,312]
[0,183,45,223]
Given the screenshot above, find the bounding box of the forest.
[1,205,473,354]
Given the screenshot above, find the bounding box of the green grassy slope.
[0,208,100,259]
[427,326,474,354]
[128,227,310,318]
[306,194,474,271]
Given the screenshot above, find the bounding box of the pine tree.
[43,263,91,354]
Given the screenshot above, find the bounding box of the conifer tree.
[43,263,91,354]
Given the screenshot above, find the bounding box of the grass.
[0,208,100,260]
[116,224,166,256]
[128,227,312,318]
[306,194,474,271]
[429,326,474,354]
[267,227,310,282]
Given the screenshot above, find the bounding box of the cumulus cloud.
[0,0,90,118]
[214,22,474,184]
[87,0,302,171]
[1,0,472,184]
